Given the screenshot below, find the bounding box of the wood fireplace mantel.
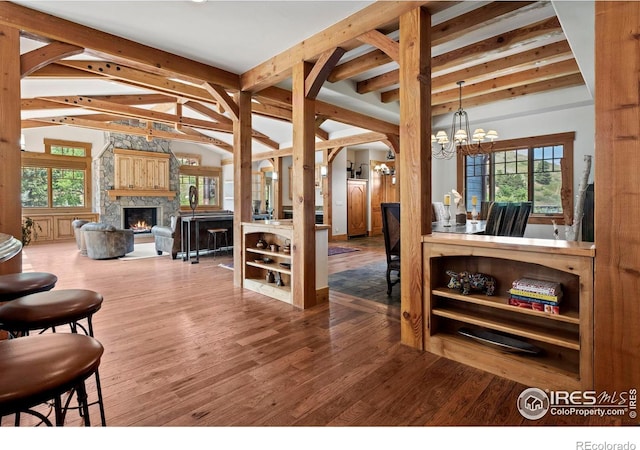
[107,189,176,200]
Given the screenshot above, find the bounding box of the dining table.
[431,220,486,235]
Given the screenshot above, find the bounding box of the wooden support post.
[273,157,283,220]
[0,24,22,274]
[594,1,640,392]
[291,61,317,308]
[233,91,252,287]
[399,7,431,349]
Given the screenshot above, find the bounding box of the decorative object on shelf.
[346,160,355,178]
[256,235,267,249]
[446,270,496,296]
[282,239,291,254]
[279,262,291,269]
[432,81,499,159]
[458,327,543,355]
[275,272,285,287]
[266,270,275,283]
[355,163,368,179]
[270,243,280,252]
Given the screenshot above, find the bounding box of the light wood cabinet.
[347,179,367,238]
[110,149,175,199]
[24,212,99,243]
[423,235,594,391]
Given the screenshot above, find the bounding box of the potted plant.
[21,216,41,246]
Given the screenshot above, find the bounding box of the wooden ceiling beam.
[20,42,84,78]
[28,64,100,78]
[37,95,233,133]
[430,73,585,116]
[183,101,232,124]
[356,30,399,62]
[329,1,548,83]
[305,47,346,100]
[273,131,387,157]
[55,60,219,105]
[29,115,234,152]
[360,39,573,95]
[240,1,429,92]
[0,1,239,89]
[202,82,239,121]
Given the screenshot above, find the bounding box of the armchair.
[81,223,134,260]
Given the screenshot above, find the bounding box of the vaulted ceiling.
[7,1,591,158]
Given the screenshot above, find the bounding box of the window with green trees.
[21,139,92,210]
[176,153,221,210]
[460,132,574,225]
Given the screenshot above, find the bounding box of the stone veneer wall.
[94,132,180,229]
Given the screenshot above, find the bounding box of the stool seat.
[0,272,58,302]
[207,228,227,233]
[0,333,103,419]
[206,228,230,259]
[0,289,102,332]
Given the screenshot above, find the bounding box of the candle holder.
[471,205,478,223]
[443,204,451,227]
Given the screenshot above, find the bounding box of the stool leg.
[76,381,91,427]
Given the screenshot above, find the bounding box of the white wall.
[432,100,595,239]
[22,126,106,157]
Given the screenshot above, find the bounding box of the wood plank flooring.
[4,236,623,427]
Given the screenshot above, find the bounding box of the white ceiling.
[15,1,596,156]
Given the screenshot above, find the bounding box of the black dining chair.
[483,202,505,236]
[381,202,400,296]
[510,202,532,237]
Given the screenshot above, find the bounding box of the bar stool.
[0,333,104,426]
[0,289,106,425]
[0,272,57,302]
[207,228,229,259]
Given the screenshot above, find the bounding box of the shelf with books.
[423,235,595,391]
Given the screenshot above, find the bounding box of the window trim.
[21,139,92,213]
[457,132,574,225]
[178,165,222,211]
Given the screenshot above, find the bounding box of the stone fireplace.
[94,130,180,229]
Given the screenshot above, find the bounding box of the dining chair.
[381,202,400,295]
[483,202,505,236]
[510,202,532,237]
[498,203,520,236]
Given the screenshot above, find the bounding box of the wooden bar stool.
[0,272,57,302]
[0,289,106,425]
[0,333,104,426]
[207,228,229,259]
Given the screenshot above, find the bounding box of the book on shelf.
[509,297,560,315]
[509,293,562,305]
[511,277,562,296]
[509,289,563,303]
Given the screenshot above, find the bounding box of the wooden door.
[370,170,383,236]
[347,179,367,238]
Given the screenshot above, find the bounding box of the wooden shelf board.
[246,248,292,260]
[428,333,581,390]
[432,288,579,324]
[107,189,176,200]
[244,278,291,304]
[432,306,580,350]
[246,261,291,275]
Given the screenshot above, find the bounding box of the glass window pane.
[554,146,563,158]
[534,172,563,214]
[495,173,528,203]
[51,145,85,157]
[52,169,85,207]
[543,146,553,159]
[179,175,197,206]
[199,176,218,206]
[21,167,49,207]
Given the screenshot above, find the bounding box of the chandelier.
[431,81,498,159]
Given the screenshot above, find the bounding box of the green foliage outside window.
[52,169,85,207]
[21,167,49,207]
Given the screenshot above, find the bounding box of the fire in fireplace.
[123,207,158,234]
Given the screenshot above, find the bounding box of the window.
[177,153,221,210]
[21,139,92,211]
[459,132,574,225]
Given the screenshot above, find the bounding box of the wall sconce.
[20,134,26,151]
[374,163,394,176]
[320,165,327,177]
[271,171,278,181]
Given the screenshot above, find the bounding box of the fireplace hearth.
[123,207,158,234]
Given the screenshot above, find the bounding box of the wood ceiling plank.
[240,1,430,92]
[430,59,581,106]
[330,0,542,83]
[272,131,386,158]
[87,94,178,106]
[360,40,573,95]
[20,42,84,78]
[0,1,239,89]
[430,72,585,116]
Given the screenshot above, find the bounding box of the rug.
[329,260,400,305]
[119,242,163,260]
[328,246,360,256]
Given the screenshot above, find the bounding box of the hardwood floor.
[3,236,623,427]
